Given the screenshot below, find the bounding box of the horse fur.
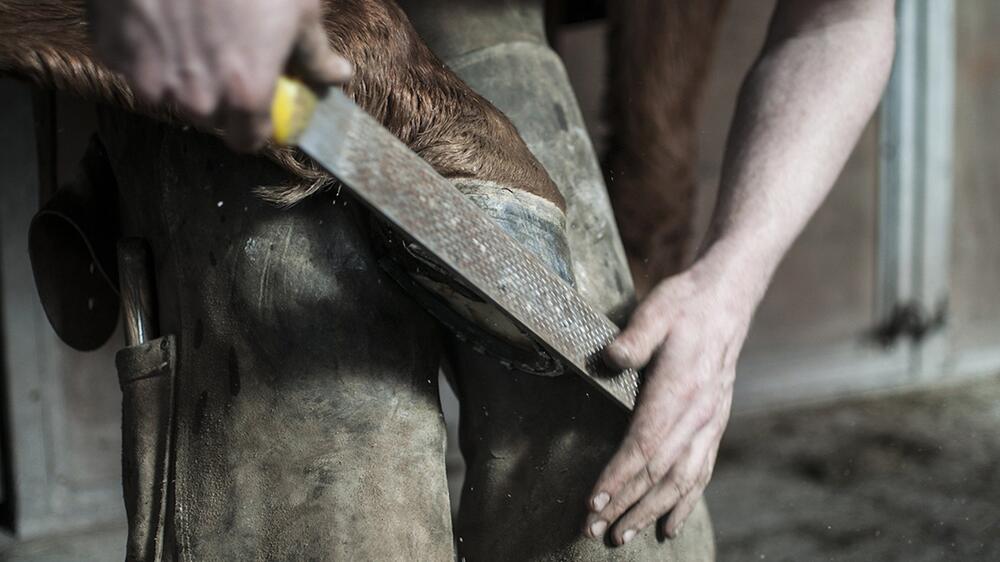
[0,0,562,209]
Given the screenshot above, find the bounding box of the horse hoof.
[377,179,573,376]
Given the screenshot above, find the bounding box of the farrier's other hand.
[584,257,754,544]
[88,0,352,151]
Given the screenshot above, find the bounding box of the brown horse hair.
[604,0,728,288]
[0,0,562,209]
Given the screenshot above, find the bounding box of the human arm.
[586,0,897,544]
[87,0,352,150]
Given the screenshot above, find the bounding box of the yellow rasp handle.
[271,76,318,145]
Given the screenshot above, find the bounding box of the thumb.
[290,19,353,86]
[603,297,671,370]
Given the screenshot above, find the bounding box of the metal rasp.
[272,78,641,411]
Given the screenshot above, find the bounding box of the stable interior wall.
[0,84,123,539]
[951,0,1000,353]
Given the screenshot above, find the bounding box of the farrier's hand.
[88,0,352,151]
[585,256,754,544]
[580,0,896,545]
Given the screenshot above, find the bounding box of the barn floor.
[0,523,125,562]
[3,374,999,562]
[706,373,1000,562]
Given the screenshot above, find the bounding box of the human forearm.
[587,0,898,544]
[698,0,896,307]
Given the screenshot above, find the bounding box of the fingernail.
[589,520,607,537]
[668,523,683,539]
[604,342,633,369]
[622,529,636,544]
[592,492,610,511]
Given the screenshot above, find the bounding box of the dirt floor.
[706,374,1000,561]
[3,374,999,561]
[0,524,125,562]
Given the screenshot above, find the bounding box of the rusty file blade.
[296,89,641,411]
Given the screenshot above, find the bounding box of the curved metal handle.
[117,238,157,347]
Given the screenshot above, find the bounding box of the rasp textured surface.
[299,90,640,410]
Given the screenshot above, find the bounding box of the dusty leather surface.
[98,109,454,561]
[401,1,716,559]
[117,335,177,562]
[453,347,716,562]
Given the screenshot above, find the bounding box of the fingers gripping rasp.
[272,78,641,411]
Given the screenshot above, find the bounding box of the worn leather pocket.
[116,335,177,562]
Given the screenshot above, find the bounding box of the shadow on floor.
[706,373,1000,562]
